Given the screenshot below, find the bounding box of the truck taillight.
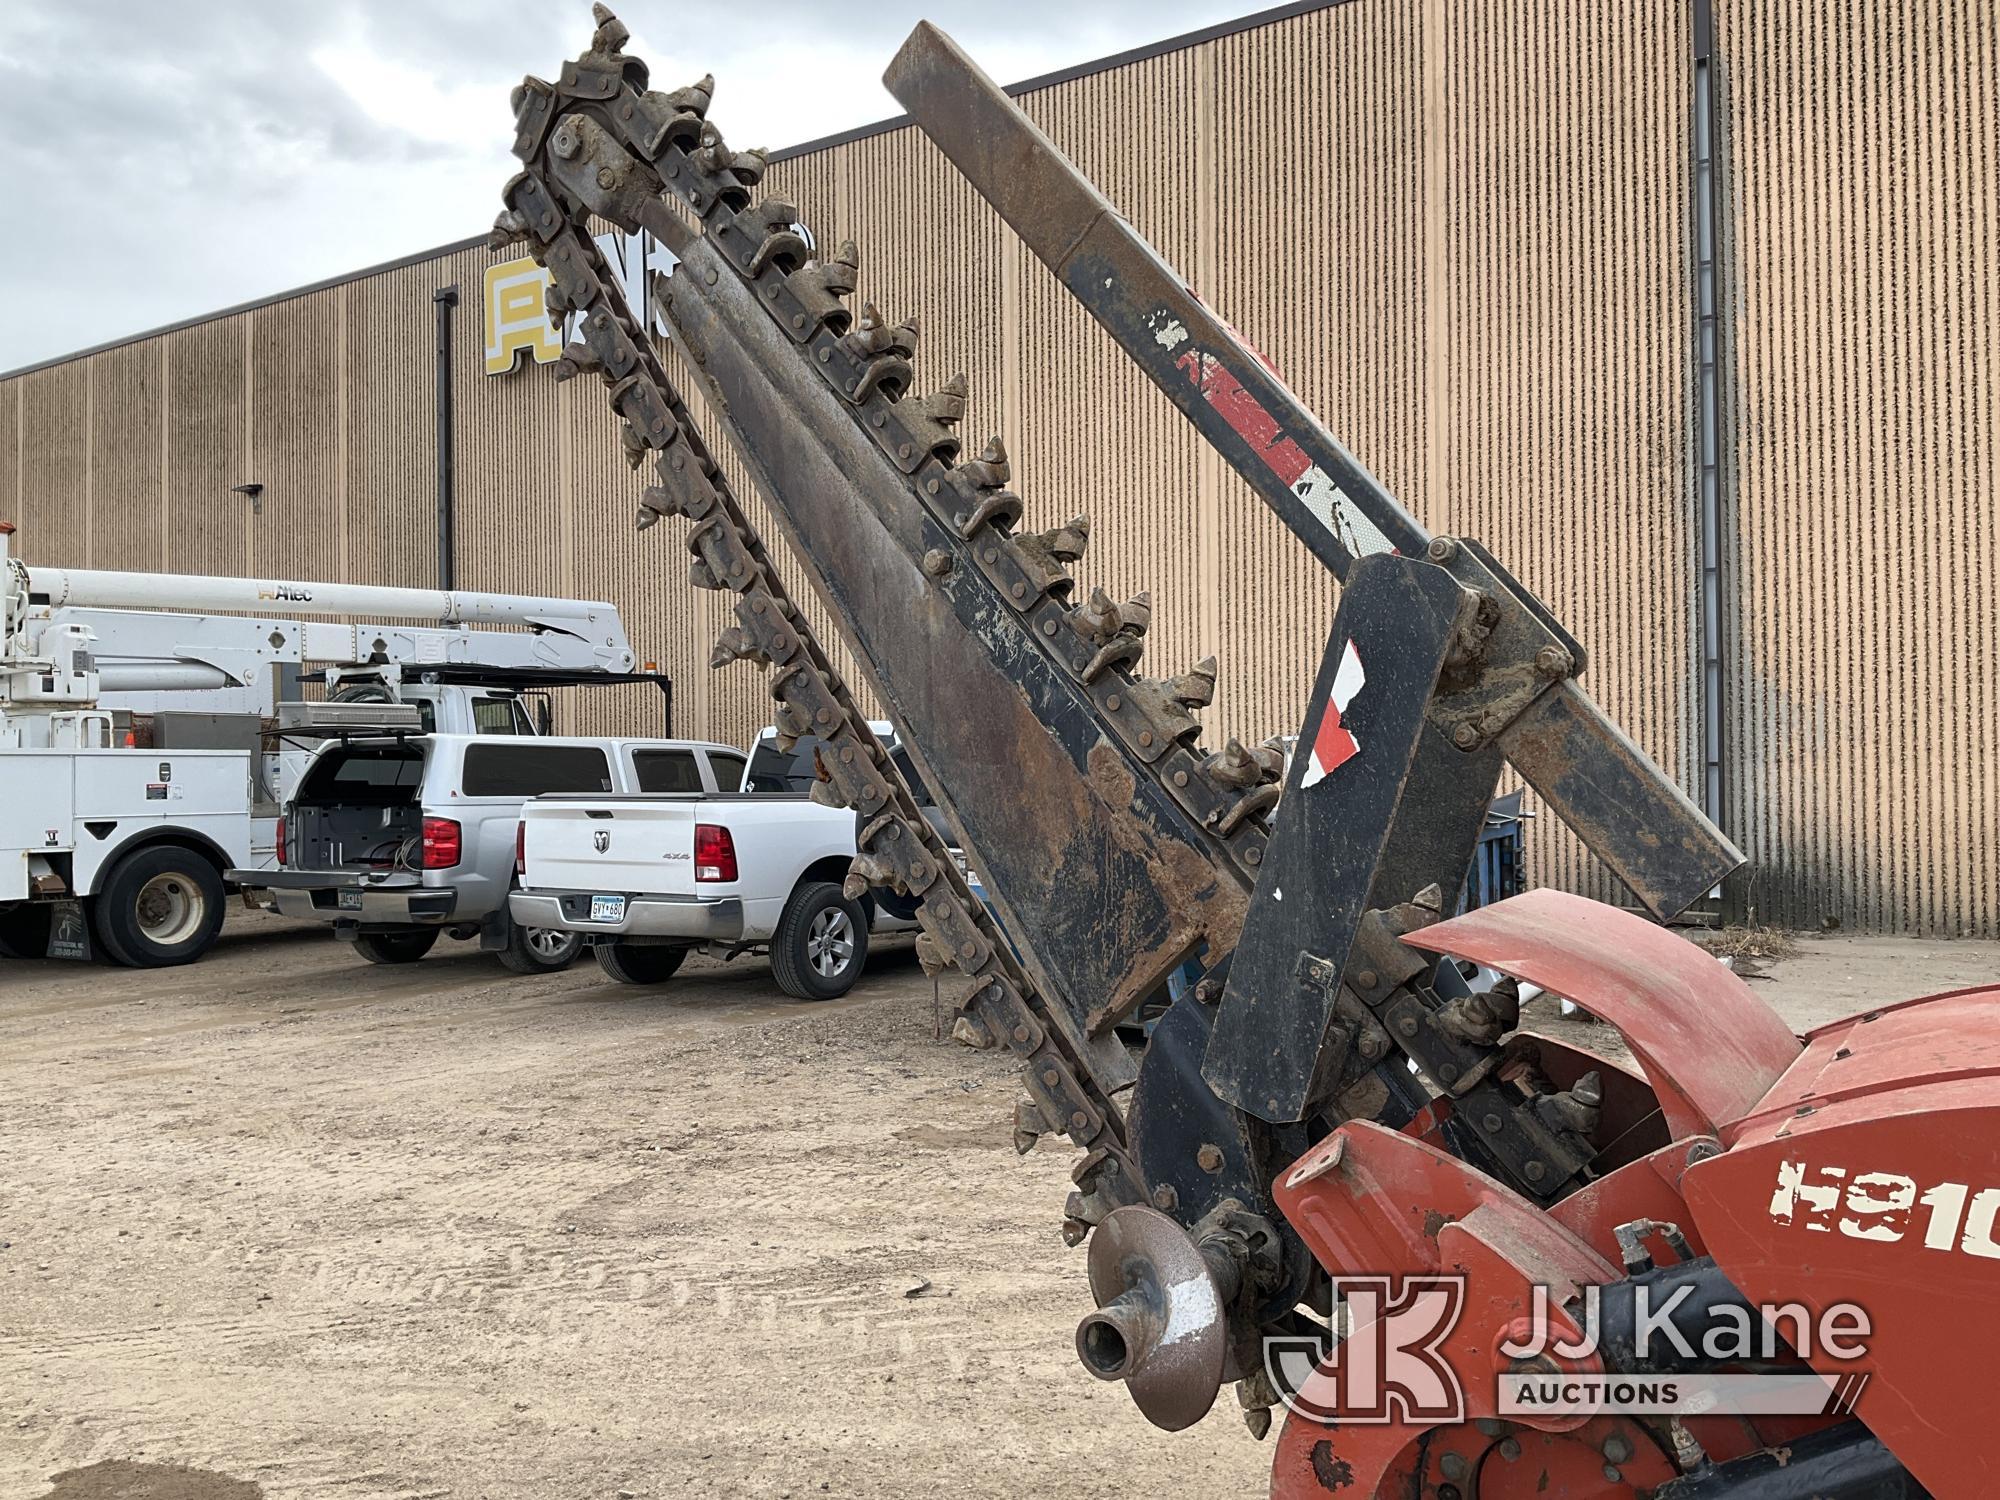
[515,819,526,877]
[276,816,288,866]
[421,816,462,869]
[694,823,737,883]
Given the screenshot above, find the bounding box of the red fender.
[1264,892,1968,1499]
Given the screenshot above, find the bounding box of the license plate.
[337,890,364,911]
[589,894,627,924]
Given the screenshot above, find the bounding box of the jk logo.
[1265,1275,1467,1425]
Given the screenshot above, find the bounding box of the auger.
[499,10,1993,1496]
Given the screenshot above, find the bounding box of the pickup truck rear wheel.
[351,929,440,965]
[771,882,869,1001]
[92,846,226,968]
[496,915,583,975]
[593,942,688,985]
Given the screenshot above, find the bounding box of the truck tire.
[91,846,226,968]
[351,929,440,965]
[593,942,688,986]
[0,903,52,960]
[771,881,869,1001]
[496,914,583,975]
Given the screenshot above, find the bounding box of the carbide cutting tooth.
[1202,737,1283,790]
[1436,989,1513,1048]
[687,556,722,591]
[809,777,850,810]
[489,208,530,250]
[1012,516,1088,600]
[589,4,629,52]
[844,852,897,900]
[1013,1096,1049,1152]
[770,698,811,748]
[619,423,649,469]
[692,121,733,174]
[1034,515,1089,564]
[784,245,859,333]
[1536,1071,1603,1139]
[956,436,1010,490]
[553,341,601,383]
[1075,588,1150,678]
[910,372,968,428]
[914,930,950,976]
[662,73,714,119]
[709,626,768,669]
[1071,587,1121,642]
[731,147,769,186]
[1127,675,1203,745]
[1171,656,1218,710]
[842,302,915,399]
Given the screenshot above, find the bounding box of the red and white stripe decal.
[1301,639,1367,789]
[1173,348,1397,560]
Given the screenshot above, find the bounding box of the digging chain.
[496,7,1291,1233]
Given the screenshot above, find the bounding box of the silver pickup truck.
[241,733,743,972]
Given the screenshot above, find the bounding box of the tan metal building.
[2,1,1993,935]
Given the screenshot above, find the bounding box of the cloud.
[0,0,1248,372]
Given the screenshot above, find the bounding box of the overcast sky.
[0,1,1254,372]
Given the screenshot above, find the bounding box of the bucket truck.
[0,520,664,967]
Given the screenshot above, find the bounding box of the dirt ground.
[3,916,1996,1500]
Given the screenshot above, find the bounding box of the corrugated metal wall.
[1716,0,1998,935]
[2,0,1993,933]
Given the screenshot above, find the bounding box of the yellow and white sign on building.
[483,257,563,375]
[482,233,678,377]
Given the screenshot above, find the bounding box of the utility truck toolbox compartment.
[2,750,252,904]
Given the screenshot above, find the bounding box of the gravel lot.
[3,913,1995,1500]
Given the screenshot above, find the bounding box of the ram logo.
[592,830,611,853]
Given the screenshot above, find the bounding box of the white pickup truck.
[509,725,933,999]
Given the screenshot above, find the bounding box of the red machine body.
[1267,890,1996,1499]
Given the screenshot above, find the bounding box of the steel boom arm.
[884,23,1744,921]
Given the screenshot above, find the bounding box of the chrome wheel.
[134,872,205,947]
[527,927,579,963]
[806,906,856,978]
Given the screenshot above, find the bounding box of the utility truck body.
[0,522,661,966]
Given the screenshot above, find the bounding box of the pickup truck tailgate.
[523,798,697,895]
